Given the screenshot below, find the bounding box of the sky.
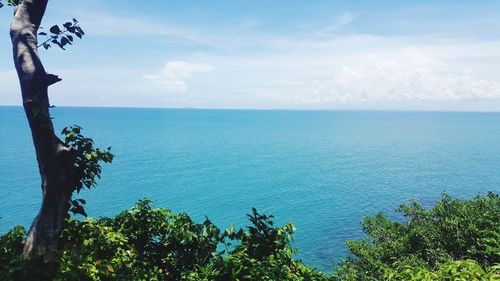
[1,0,500,111]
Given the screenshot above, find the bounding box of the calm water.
[1,106,499,272]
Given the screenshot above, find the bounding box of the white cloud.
[143,61,214,92]
[198,40,500,108]
[303,49,500,103]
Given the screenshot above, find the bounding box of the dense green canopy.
[1,193,499,280]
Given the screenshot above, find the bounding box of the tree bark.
[10,0,75,258]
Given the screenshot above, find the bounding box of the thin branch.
[37,28,70,48]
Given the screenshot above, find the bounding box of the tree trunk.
[10,0,75,258]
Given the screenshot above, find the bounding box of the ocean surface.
[1,106,499,272]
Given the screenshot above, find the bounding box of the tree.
[2,0,111,258]
[332,192,500,280]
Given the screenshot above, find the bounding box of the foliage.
[0,200,329,281]
[38,18,85,50]
[185,208,328,281]
[0,226,25,280]
[0,0,22,8]
[62,125,113,217]
[62,125,113,193]
[1,193,499,280]
[383,259,500,281]
[333,192,500,280]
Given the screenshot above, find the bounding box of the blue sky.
[1,0,500,110]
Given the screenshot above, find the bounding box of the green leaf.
[7,0,22,6]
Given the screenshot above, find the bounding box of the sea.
[1,106,499,272]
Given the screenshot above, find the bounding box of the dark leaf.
[70,204,87,217]
[7,0,22,6]
[52,39,65,50]
[61,37,70,46]
[76,26,85,35]
[38,32,47,36]
[49,25,61,34]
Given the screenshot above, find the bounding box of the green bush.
[333,192,500,281]
[0,200,328,281]
[1,193,499,280]
[383,259,500,281]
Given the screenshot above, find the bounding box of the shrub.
[1,193,498,280]
[333,192,500,280]
[0,200,328,281]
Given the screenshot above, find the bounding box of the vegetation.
[1,193,499,280]
[333,192,500,281]
[1,200,327,281]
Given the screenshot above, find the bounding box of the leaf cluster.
[62,125,113,193]
[62,125,113,217]
[0,0,22,8]
[38,18,85,50]
[0,200,328,281]
[383,259,500,281]
[332,192,500,280]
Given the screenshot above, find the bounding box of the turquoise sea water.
[1,106,499,272]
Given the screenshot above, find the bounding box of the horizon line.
[1,104,500,114]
